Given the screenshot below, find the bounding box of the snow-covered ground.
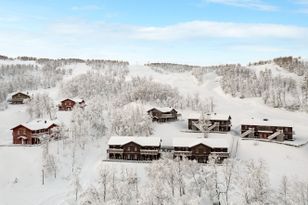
[0,61,308,204]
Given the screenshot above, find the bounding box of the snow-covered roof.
[6,91,31,100]
[12,119,59,131]
[108,136,161,147]
[60,98,84,103]
[148,107,176,113]
[241,118,292,127]
[188,113,230,121]
[173,137,229,148]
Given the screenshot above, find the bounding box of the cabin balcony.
[173,150,192,156]
[140,149,159,155]
[160,114,176,119]
[107,148,124,154]
[32,132,50,137]
[211,152,230,158]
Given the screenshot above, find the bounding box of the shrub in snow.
[0,101,8,111]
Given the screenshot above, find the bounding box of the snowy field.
[0,60,308,204]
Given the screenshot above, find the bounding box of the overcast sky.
[0,0,308,65]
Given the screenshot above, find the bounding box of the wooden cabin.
[107,136,161,161]
[173,137,229,163]
[241,119,293,141]
[8,92,31,104]
[58,98,85,111]
[147,107,178,122]
[11,120,59,144]
[188,113,231,132]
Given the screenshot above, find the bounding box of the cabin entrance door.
[21,138,27,144]
[259,132,270,139]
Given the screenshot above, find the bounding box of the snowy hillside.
[0,58,308,205]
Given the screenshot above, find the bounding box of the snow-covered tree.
[290,179,308,205]
[237,160,273,205]
[27,93,56,120]
[97,165,112,202]
[84,97,107,139]
[110,104,153,136]
[276,176,293,205]
[71,169,82,202]
[44,154,57,178]
[71,107,91,149]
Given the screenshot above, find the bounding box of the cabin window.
[128,147,131,151]
[17,130,20,135]
[134,147,137,151]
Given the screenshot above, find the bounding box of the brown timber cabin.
[147,107,178,122]
[107,136,161,160]
[11,120,58,144]
[58,98,85,111]
[8,92,31,104]
[173,137,229,163]
[241,119,293,141]
[188,113,231,132]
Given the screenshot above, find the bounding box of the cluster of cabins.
[107,136,229,163]
[8,93,295,163]
[107,109,233,163]
[8,92,85,145]
[107,107,294,162]
[8,92,85,111]
[147,107,293,142]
